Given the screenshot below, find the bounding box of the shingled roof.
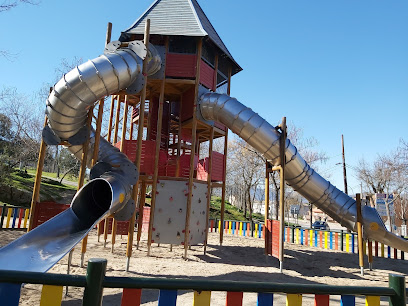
[119,0,242,75]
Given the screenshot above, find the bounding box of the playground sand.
[2,229,407,305]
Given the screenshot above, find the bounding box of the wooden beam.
[147,36,169,256]
[184,38,203,259]
[278,117,286,273]
[219,131,228,245]
[28,116,48,232]
[132,19,150,260]
[107,95,115,143]
[81,98,105,266]
[204,128,214,254]
[113,95,121,144]
[175,96,183,177]
[264,161,270,255]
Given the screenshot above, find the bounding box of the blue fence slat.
[314,231,318,247]
[243,223,247,236]
[340,295,355,306]
[301,229,304,245]
[388,246,391,258]
[330,232,333,250]
[352,234,355,253]
[158,289,177,306]
[11,208,18,228]
[258,224,262,238]
[0,283,21,306]
[257,292,273,305]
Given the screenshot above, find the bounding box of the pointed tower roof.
[120,0,242,75]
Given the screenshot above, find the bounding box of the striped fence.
[0,259,405,306]
[209,219,408,261]
[0,205,30,229]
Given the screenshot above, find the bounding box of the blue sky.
[1,0,407,194]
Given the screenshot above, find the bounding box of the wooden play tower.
[28,0,242,267]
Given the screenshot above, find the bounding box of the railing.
[209,219,408,261]
[0,259,405,306]
[0,205,29,229]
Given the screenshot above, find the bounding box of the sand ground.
[1,229,407,305]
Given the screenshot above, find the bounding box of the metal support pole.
[356,193,364,276]
[264,161,270,255]
[279,117,287,272]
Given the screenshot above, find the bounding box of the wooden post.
[183,38,203,259]
[356,193,364,275]
[147,37,169,257]
[204,128,214,254]
[129,105,135,140]
[264,161,270,254]
[219,67,232,245]
[135,181,147,249]
[133,19,150,253]
[368,240,373,270]
[28,116,48,232]
[113,95,121,143]
[111,95,129,253]
[273,116,286,273]
[175,96,183,177]
[81,98,105,267]
[107,95,115,143]
[106,95,122,248]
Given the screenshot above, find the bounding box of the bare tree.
[0,0,38,13]
[1,1,39,59]
[357,141,408,232]
[227,138,264,221]
[271,125,328,219]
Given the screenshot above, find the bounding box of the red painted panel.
[271,220,280,258]
[315,295,329,306]
[142,207,150,232]
[165,53,197,78]
[32,202,70,229]
[196,152,225,182]
[121,288,141,306]
[200,59,215,90]
[226,291,243,306]
[181,86,195,122]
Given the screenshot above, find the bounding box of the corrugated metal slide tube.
[198,92,408,252]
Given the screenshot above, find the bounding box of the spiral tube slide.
[0,41,161,272]
[198,92,408,252]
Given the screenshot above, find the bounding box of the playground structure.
[0,0,408,275]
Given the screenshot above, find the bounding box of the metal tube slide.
[198,92,408,252]
[0,41,162,272]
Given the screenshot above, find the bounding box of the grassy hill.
[209,196,264,222]
[0,170,76,208]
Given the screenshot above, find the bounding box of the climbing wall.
[152,179,207,245]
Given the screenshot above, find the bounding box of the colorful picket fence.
[209,219,408,261]
[0,259,405,305]
[0,205,30,229]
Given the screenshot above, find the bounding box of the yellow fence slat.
[324,232,328,249]
[5,208,12,228]
[193,291,211,306]
[40,285,63,306]
[23,209,29,228]
[381,243,385,257]
[365,295,380,306]
[229,221,232,234]
[310,230,313,247]
[346,234,350,252]
[296,228,299,244]
[239,222,243,236]
[286,293,302,306]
